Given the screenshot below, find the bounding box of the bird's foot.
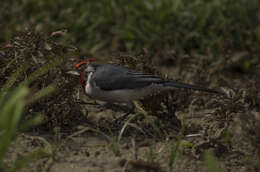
[76,101,109,112]
[112,101,135,124]
[113,112,131,125]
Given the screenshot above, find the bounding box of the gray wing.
[92,64,164,91]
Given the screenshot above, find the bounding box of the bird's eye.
[85,69,94,74]
[85,66,95,74]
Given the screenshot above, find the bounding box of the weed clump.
[0,31,84,132]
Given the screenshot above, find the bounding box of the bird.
[76,59,220,119]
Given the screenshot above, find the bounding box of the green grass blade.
[21,57,66,86]
[0,64,29,105]
[118,112,144,142]
[142,113,164,140]
[8,149,48,172]
[204,150,220,172]
[26,85,55,104]
[0,86,28,164]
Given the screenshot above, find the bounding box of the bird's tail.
[163,81,221,94]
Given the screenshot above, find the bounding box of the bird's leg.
[114,101,135,123]
[97,102,118,112]
[99,102,133,112]
[76,101,100,106]
[76,101,110,112]
[127,101,135,113]
[102,102,119,109]
[78,101,132,113]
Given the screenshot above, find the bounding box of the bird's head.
[75,58,96,90]
[84,64,97,74]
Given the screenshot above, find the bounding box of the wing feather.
[92,64,164,90]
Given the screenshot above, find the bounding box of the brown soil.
[1,32,260,172]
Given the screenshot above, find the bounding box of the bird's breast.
[85,72,94,96]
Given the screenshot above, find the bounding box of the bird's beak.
[74,58,96,82]
[66,70,81,76]
[75,58,96,69]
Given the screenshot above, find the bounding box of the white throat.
[85,72,94,95]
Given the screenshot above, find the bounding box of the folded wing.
[92,64,164,90]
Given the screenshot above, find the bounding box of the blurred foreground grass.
[0,66,57,171]
[0,85,48,172]
[1,0,259,58]
[0,31,76,171]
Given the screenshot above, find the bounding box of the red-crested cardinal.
[75,59,220,114]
